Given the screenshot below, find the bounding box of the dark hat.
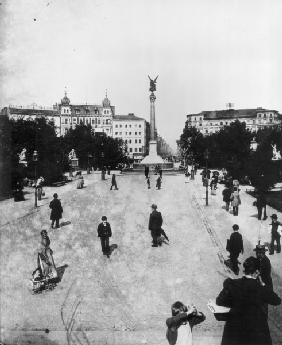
[253,244,268,252]
[101,216,107,221]
[232,224,239,230]
[151,204,157,209]
[270,214,277,219]
[53,193,58,198]
[41,230,47,235]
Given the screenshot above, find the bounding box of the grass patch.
[247,190,282,213]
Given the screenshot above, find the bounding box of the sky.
[1,0,282,149]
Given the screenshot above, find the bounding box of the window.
[98,119,100,124]
[129,125,131,128]
[139,124,141,128]
[210,123,212,126]
[135,132,137,135]
[73,118,77,122]
[75,109,80,114]
[135,139,137,143]
[270,119,273,123]
[139,139,141,143]
[264,114,266,118]
[226,122,228,125]
[220,122,223,125]
[120,124,122,128]
[129,139,132,143]
[125,140,127,144]
[115,132,118,135]
[125,124,127,128]
[95,109,98,114]
[129,132,131,135]
[65,119,68,124]
[129,148,132,152]
[139,132,141,135]
[134,148,137,152]
[119,132,122,135]
[115,124,118,128]
[139,148,142,152]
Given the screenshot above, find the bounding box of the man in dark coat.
[254,244,273,289]
[222,185,232,211]
[216,256,281,345]
[226,224,244,275]
[110,174,118,190]
[269,213,281,255]
[97,216,112,257]
[49,193,63,228]
[149,204,163,247]
[256,192,267,220]
[145,165,149,179]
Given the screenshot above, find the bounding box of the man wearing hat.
[148,204,163,247]
[49,193,63,229]
[269,214,281,255]
[254,244,273,289]
[226,224,244,275]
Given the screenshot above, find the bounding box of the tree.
[179,124,205,165]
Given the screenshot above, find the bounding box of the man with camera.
[166,301,205,345]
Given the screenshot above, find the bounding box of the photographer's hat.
[253,244,268,252]
[271,214,278,219]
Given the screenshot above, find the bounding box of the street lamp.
[101,143,105,180]
[33,150,38,208]
[204,149,209,206]
[87,153,93,174]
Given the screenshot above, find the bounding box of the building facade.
[186,107,282,135]
[112,113,147,162]
[2,92,116,137]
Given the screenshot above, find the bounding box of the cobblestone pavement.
[0,170,281,345]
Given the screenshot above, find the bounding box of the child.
[166,301,205,345]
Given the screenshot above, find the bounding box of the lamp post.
[250,137,258,152]
[204,149,209,206]
[101,143,105,180]
[33,150,38,208]
[87,153,92,174]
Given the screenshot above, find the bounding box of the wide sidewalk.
[190,170,282,286]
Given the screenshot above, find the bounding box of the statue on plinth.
[18,148,27,166]
[148,75,158,93]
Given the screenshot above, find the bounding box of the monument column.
[150,92,156,140]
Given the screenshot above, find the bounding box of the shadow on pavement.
[60,221,71,227]
[56,264,68,282]
[2,333,61,345]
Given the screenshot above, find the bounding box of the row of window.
[64,118,111,125]
[114,131,142,136]
[128,147,143,153]
[115,124,142,128]
[257,113,274,118]
[124,139,142,144]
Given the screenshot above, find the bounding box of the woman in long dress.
[38,230,57,279]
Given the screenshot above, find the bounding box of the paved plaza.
[1,171,282,345]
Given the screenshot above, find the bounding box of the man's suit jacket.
[216,277,281,345]
[149,210,163,232]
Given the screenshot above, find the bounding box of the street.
[1,171,282,345]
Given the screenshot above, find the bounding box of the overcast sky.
[1,0,282,149]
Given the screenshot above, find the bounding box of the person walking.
[159,167,163,178]
[226,224,244,275]
[230,187,241,216]
[166,301,205,345]
[210,177,217,195]
[149,204,163,247]
[145,165,149,179]
[216,256,281,345]
[254,244,273,289]
[49,193,63,229]
[222,185,232,212]
[269,213,281,255]
[36,176,44,201]
[97,216,112,257]
[146,176,151,189]
[76,175,84,189]
[38,230,57,278]
[110,174,118,190]
[256,191,267,220]
[156,176,162,190]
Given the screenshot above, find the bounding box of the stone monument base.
[134,140,173,169]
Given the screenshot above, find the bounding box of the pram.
[30,252,58,294]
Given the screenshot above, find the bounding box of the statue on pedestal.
[148,75,158,93]
[272,144,281,160]
[18,148,27,166]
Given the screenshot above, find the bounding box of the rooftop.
[187,108,281,120]
[113,113,145,121]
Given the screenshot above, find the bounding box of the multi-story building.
[112,113,147,162]
[186,107,282,135]
[2,91,116,137]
